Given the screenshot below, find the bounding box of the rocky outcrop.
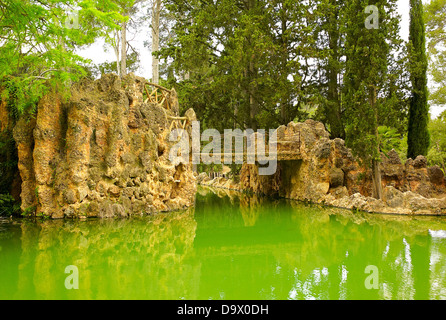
[379,152,446,198]
[200,174,446,215]
[323,187,446,215]
[240,120,356,201]
[234,120,446,215]
[239,120,350,200]
[10,73,197,218]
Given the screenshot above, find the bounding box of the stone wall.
[9,73,197,218]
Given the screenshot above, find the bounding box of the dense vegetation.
[425,0,446,171]
[0,0,445,214]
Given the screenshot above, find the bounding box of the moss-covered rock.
[9,73,197,218]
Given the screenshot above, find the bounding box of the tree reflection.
[0,186,445,299]
[196,186,446,300]
[7,209,198,299]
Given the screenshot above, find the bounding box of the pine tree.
[407,0,430,159]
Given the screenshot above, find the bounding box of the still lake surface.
[0,186,445,300]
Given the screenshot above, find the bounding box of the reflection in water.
[429,237,446,299]
[0,185,445,300]
[194,186,446,300]
[1,209,198,299]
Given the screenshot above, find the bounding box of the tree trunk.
[115,47,121,76]
[249,58,258,131]
[436,141,446,172]
[371,159,383,200]
[370,86,383,200]
[231,96,237,129]
[120,20,127,77]
[152,0,162,84]
[279,6,289,125]
[326,1,345,139]
[249,96,257,131]
[246,0,258,132]
[114,30,121,77]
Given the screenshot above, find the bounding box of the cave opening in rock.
[278,160,302,198]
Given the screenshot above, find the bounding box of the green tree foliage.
[160,0,319,131]
[378,126,406,159]
[142,0,177,82]
[407,0,430,159]
[0,128,17,195]
[313,0,346,139]
[343,0,405,199]
[0,193,20,217]
[427,110,446,171]
[96,51,141,75]
[160,0,410,145]
[312,0,409,140]
[425,0,446,106]
[0,0,127,205]
[0,0,415,190]
[0,0,124,113]
[101,0,146,77]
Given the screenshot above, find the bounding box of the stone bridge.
[138,81,446,215]
[199,120,446,216]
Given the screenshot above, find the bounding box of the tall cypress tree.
[407,0,430,159]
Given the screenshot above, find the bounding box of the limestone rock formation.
[240,120,358,201]
[10,73,197,218]
[323,186,446,215]
[236,119,446,215]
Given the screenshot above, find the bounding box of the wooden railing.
[144,82,173,111]
[167,116,188,132]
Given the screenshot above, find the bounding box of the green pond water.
[1,186,446,300]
